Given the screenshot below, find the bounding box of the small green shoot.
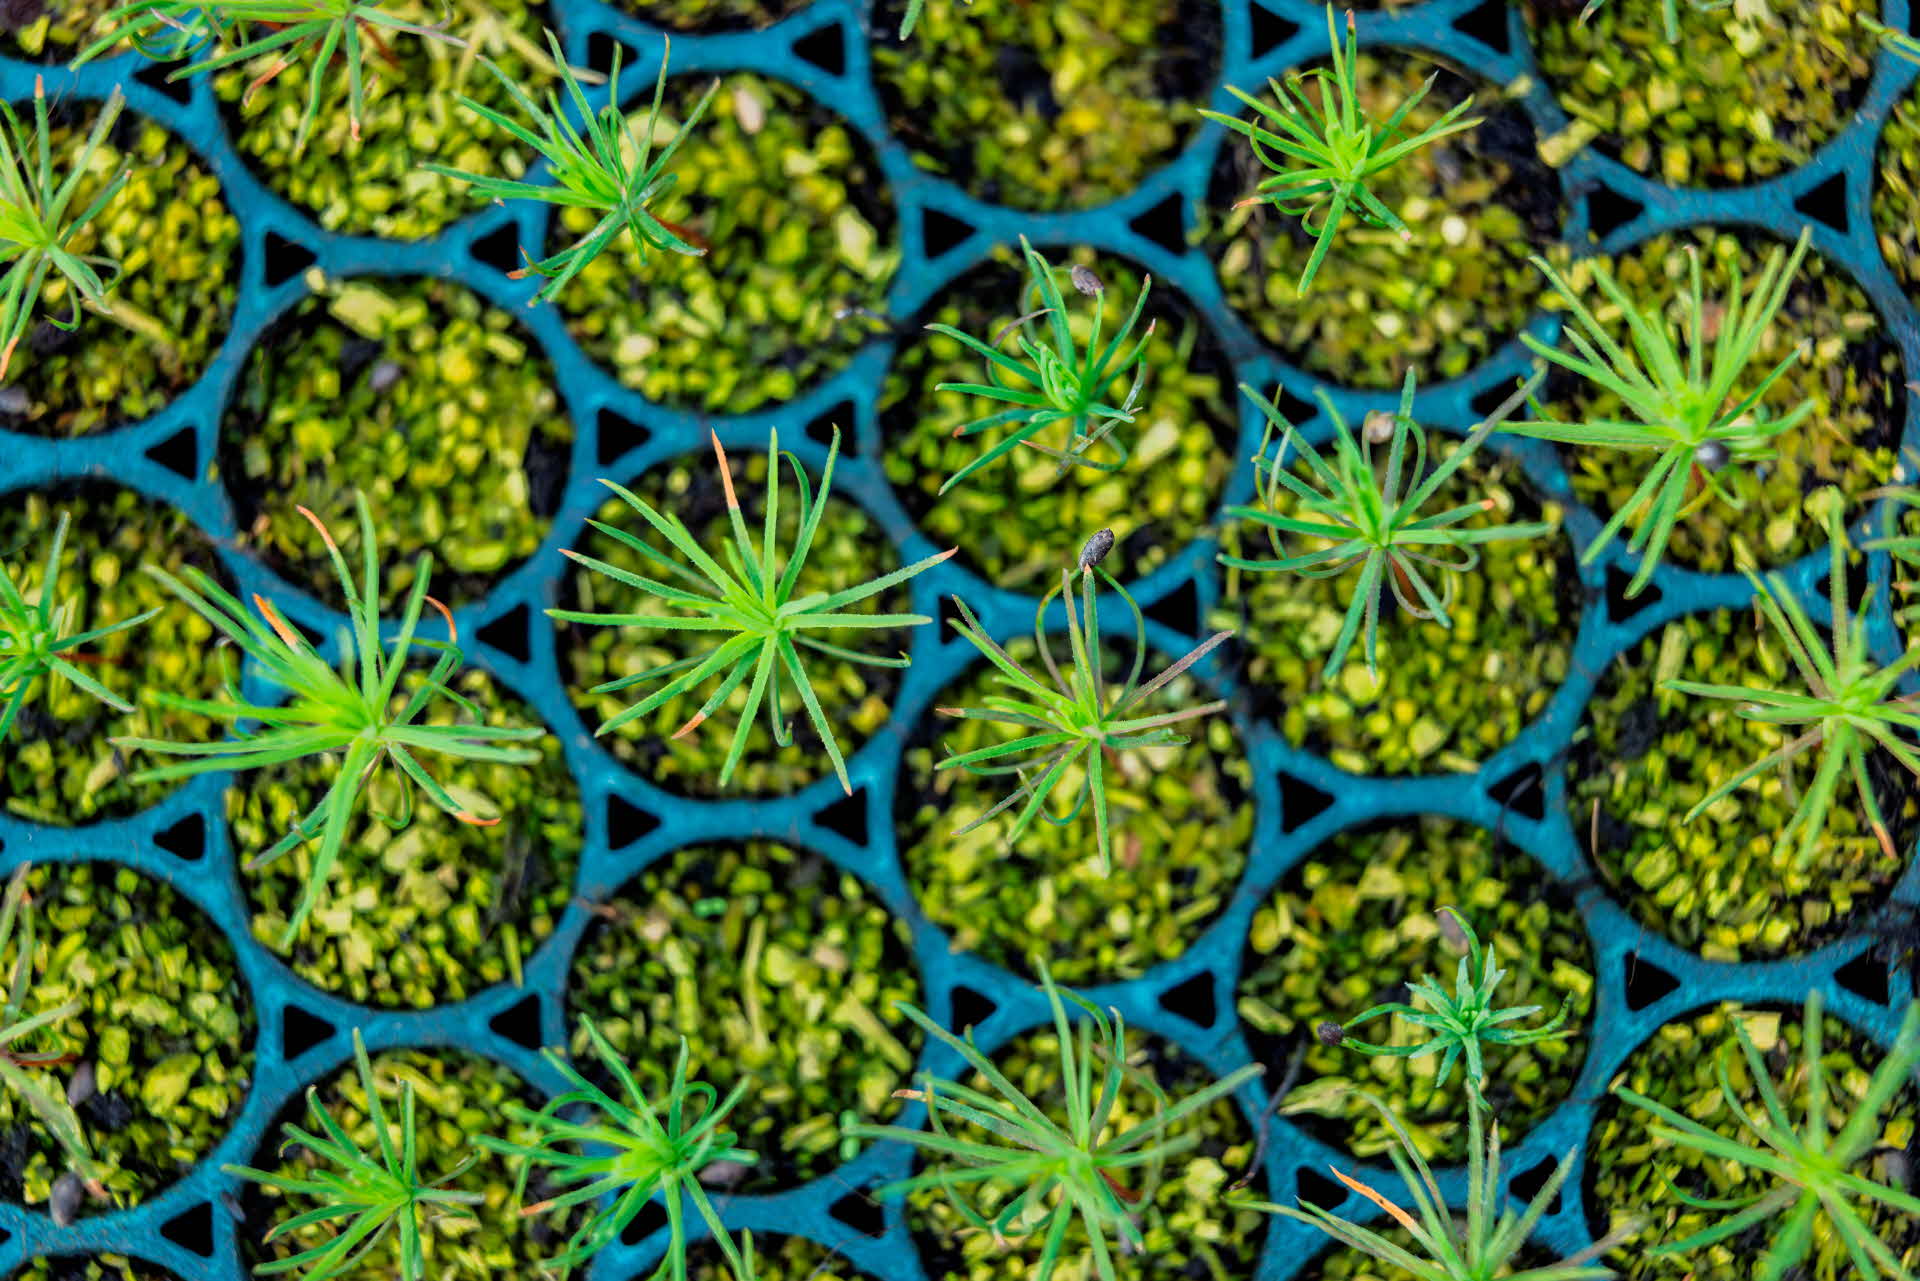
[1318,909,1573,1095]
[938,530,1232,875]
[897,0,971,38]
[1505,228,1814,598]
[1578,0,1727,44]
[926,237,1155,495]
[74,0,458,155]
[478,1015,756,1281]
[1663,493,1920,868]
[0,80,129,380]
[0,865,103,1190]
[1199,6,1480,296]
[845,965,1263,1281]
[426,32,718,306]
[1614,991,1920,1281]
[114,495,545,947]
[1232,1090,1624,1279]
[224,1029,484,1281]
[1219,371,1550,680]
[549,426,952,796]
[1,511,157,741]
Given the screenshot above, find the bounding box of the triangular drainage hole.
[620,1196,670,1247]
[134,59,194,106]
[1144,578,1202,638]
[1277,771,1335,833]
[1834,950,1893,1006]
[921,207,975,258]
[1295,1164,1347,1211]
[262,231,317,289]
[1157,972,1217,1028]
[792,23,846,76]
[154,813,206,861]
[1470,374,1534,423]
[489,994,545,1052]
[596,407,652,468]
[1584,183,1644,242]
[949,985,996,1035]
[607,793,663,849]
[1623,952,1680,1012]
[1129,194,1187,258]
[1794,172,1848,236]
[585,31,635,78]
[144,426,199,482]
[1604,563,1663,625]
[1508,1154,1562,1213]
[280,1004,336,1061]
[1487,762,1546,823]
[1451,0,1512,54]
[471,222,525,277]
[161,1201,216,1256]
[476,604,532,664]
[828,1189,886,1237]
[806,401,858,455]
[816,787,869,846]
[936,593,971,639]
[1249,1,1299,60]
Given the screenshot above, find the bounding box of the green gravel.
[618,0,810,30]
[880,248,1236,592]
[1589,1003,1920,1279]
[1528,0,1875,186]
[873,0,1218,211]
[906,1030,1266,1281]
[1212,452,1578,775]
[0,0,116,59]
[214,0,562,240]
[686,1235,873,1281]
[245,1049,577,1280]
[1567,607,1913,961]
[0,862,253,1213]
[1538,229,1901,575]
[555,73,898,413]
[0,105,238,438]
[0,486,227,826]
[1238,816,1594,1163]
[229,667,581,1009]
[221,274,569,609]
[899,642,1252,986]
[1873,79,1920,310]
[558,446,912,798]
[567,841,922,1193]
[10,1260,178,1281]
[1198,52,1559,390]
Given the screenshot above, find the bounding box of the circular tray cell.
[9,1260,180,1281]
[229,666,581,1009]
[215,0,565,239]
[1567,607,1916,961]
[906,1028,1267,1281]
[0,861,254,1216]
[1529,0,1875,186]
[0,99,238,438]
[685,1233,877,1280]
[1586,1002,1920,1279]
[899,642,1252,986]
[1535,228,1903,575]
[618,0,812,30]
[0,484,229,826]
[238,1048,580,1280]
[870,0,1220,210]
[557,445,911,798]
[219,275,570,610]
[555,72,898,413]
[881,247,1237,592]
[1212,447,1580,775]
[1198,52,1561,390]
[567,841,922,1194]
[1237,816,1594,1163]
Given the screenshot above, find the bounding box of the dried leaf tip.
[711,430,740,510]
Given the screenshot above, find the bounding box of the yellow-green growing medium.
[617,0,811,30]
[686,1235,873,1281]
[0,0,115,58]
[1538,229,1901,574]
[1873,82,1920,309]
[245,1050,577,1280]
[558,448,910,797]
[10,1260,178,1281]
[1238,817,1593,1162]
[1212,455,1577,775]
[556,74,898,412]
[0,862,253,1213]
[220,274,569,609]
[1529,0,1874,185]
[1589,1004,1920,1280]
[1199,52,1559,390]
[907,1031,1266,1281]
[0,486,226,825]
[568,842,922,1192]
[215,0,562,239]
[873,0,1217,210]
[230,668,581,1009]
[881,250,1236,592]
[899,645,1252,986]
[1568,609,1913,961]
[1,105,238,437]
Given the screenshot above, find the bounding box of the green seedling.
[0,865,103,1190]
